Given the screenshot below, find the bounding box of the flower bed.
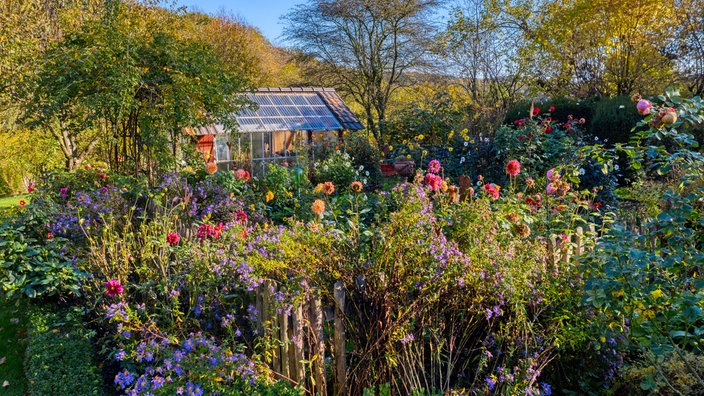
[1,91,704,395]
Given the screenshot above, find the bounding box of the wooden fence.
[545,225,596,267]
[255,281,347,396]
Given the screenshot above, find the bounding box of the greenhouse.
[194,87,364,174]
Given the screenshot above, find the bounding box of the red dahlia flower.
[506,160,521,177]
[424,173,443,191]
[483,183,500,199]
[236,211,248,223]
[166,232,180,246]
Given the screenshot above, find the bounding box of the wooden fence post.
[562,233,571,264]
[649,234,658,253]
[272,306,280,373]
[574,227,584,256]
[334,281,347,395]
[256,282,268,337]
[310,293,326,395]
[547,235,557,269]
[280,310,290,379]
[292,305,305,384]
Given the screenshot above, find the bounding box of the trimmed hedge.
[24,306,104,396]
[590,95,643,144]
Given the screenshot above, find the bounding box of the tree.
[0,0,104,122]
[21,0,251,174]
[189,12,301,87]
[527,0,677,96]
[435,0,531,133]
[672,0,704,95]
[0,128,61,194]
[0,0,106,185]
[282,0,440,143]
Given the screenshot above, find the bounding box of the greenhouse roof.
[193,88,365,135]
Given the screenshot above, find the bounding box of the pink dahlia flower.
[105,279,124,298]
[428,160,442,174]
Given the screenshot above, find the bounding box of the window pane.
[215,136,230,162]
[251,132,272,159]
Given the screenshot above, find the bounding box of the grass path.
[0,195,26,209]
[0,296,28,395]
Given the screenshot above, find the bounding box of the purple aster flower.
[114,370,135,389]
[151,376,165,390]
[541,382,552,395]
[485,377,497,391]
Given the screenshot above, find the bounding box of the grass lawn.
[0,195,26,209]
[0,296,28,395]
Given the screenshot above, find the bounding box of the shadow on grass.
[0,296,28,395]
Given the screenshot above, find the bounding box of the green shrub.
[611,352,704,395]
[25,306,104,396]
[493,112,587,180]
[581,90,704,394]
[504,97,595,128]
[257,163,312,222]
[591,95,643,144]
[385,92,466,145]
[0,222,84,299]
[342,131,383,189]
[0,296,29,396]
[311,150,358,188]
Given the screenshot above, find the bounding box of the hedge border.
[24,305,105,396]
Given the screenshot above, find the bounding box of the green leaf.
[657,212,673,222]
[639,375,657,390]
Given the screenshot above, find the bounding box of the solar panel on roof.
[289,117,307,128]
[279,106,302,117]
[239,108,256,117]
[299,107,316,116]
[305,96,324,105]
[291,96,309,105]
[237,118,265,132]
[251,96,272,105]
[234,92,344,132]
[239,118,259,125]
[315,107,331,116]
[258,107,279,117]
[270,95,293,106]
[322,117,341,128]
[308,119,324,129]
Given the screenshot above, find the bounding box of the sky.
[173,0,302,45]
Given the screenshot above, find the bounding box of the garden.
[2,0,704,394]
[1,90,703,396]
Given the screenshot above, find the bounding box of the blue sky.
[174,0,302,45]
